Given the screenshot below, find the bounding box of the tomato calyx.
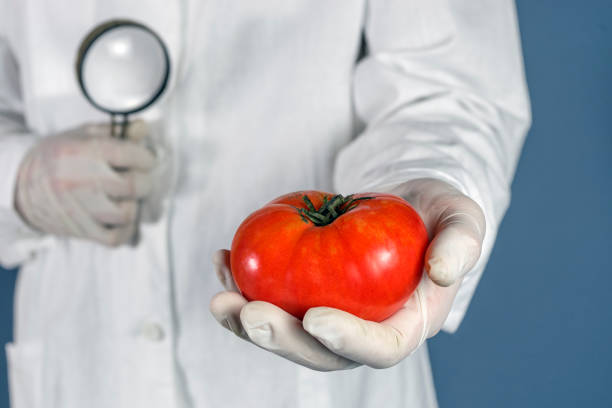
[295,194,373,226]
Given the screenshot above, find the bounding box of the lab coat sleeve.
[334,0,531,332]
[0,36,45,268]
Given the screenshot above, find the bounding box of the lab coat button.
[141,322,165,342]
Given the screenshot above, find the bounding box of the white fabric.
[0,0,530,407]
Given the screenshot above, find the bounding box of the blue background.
[429,1,612,407]
[0,1,610,407]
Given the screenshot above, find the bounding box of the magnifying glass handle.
[119,114,128,139]
[111,114,117,138]
[110,114,129,139]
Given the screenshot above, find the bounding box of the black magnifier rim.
[75,19,171,115]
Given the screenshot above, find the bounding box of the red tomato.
[230,191,428,322]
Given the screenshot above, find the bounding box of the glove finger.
[58,189,135,246]
[303,294,426,369]
[76,211,135,247]
[210,291,250,340]
[91,138,156,170]
[425,197,485,286]
[124,119,149,142]
[239,301,358,371]
[74,191,138,226]
[101,168,154,199]
[394,179,485,286]
[212,249,239,292]
[107,200,138,226]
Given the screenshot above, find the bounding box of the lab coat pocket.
[5,341,43,408]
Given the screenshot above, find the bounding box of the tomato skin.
[230,191,428,322]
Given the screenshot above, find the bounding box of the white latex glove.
[14,121,157,247]
[210,178,485,371]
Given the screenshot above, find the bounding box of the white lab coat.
[0,0,530,407]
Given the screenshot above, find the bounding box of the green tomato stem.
[295,193,373,226]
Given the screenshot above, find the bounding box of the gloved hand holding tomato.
[210,178,485,370]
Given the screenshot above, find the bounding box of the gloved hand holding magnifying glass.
[14,20,171,246]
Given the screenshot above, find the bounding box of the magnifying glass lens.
[80,25,168,113]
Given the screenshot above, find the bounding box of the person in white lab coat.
[0,0,531,407]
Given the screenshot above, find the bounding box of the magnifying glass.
[76,19,170,139]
